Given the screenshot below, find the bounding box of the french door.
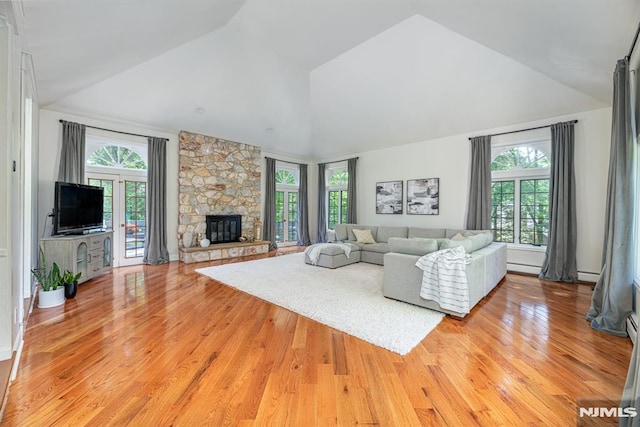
[275,190,298,246]
[88,173,147,267]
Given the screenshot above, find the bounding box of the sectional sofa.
[305,223,507,318]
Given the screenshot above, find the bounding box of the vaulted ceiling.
[20,0,640,159]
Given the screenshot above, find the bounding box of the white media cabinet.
[40,231,113,284]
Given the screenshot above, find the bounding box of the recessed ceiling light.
[195,106,205,114]
[265,127,274,133]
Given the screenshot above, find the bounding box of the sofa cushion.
[361,242,390,254]
[353,228,376,244]
[467,232,493,252]
[463,229,493,237]
[439,238,473,253]
[347,225,378,241]
[389,237,438,256]
[446,228,492,238]
[376,226,408,242]
[439,232,493,253]
[334,224,349,241]
[408,227,446,239]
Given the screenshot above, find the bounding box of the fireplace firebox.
[206,215,242,244]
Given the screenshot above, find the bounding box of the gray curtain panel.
[143,137,170,265]
[58,121,86,184]
[316,163,327,243]
[347,157,358,223]
[465,135,492,230]
[297,163,311,246]
[621,342,640,427]
[539,121,578,282]
[263,157,277,251]
[587,58,636,337]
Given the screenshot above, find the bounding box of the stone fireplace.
[206,214,242,244]
[178,130,261,249]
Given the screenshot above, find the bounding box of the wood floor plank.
[1,248,633,426]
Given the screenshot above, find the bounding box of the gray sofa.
[318,223,507,318]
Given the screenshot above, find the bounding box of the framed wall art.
[376,181,403,214]
[407,178,439,215]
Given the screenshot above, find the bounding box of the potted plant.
[31,248,65,308]
[61,270,81,299]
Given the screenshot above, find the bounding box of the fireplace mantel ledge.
[179,240,270,264]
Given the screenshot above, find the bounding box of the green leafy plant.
[31,248,63,291]
[61,270,81,285]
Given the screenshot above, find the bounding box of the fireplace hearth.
[206,215,242,244]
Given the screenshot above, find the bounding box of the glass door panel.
[88,178,114,230]
[275,190,298,246]
[124,179,146,260]
[275,191,285,243]
[287,192,298,242]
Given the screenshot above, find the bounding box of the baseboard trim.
[628,317,637,345]
[507,264,598,283]
[507,264,539,275]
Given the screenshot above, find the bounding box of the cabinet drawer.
[89,235,105,248]
[88,260,104,275]
[88,248,104,264]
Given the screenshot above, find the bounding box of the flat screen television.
[53,181,104,235]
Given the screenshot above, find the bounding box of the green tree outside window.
[88,146,147,170]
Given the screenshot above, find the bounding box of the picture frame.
[407,178,439,215]
[376,181,403,214]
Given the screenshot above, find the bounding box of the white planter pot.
[38,286,65,308]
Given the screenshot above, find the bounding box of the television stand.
[40,231,113,284]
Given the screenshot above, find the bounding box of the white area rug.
[196,253,444,355]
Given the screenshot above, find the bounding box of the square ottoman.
[304,243,361,269]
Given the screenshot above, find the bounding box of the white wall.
[38,109,180,261]
[350,107,612,281]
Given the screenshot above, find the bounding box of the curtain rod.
[468,120,578,140]
[627,21,640,59]
[59,119,169,142]
[265,156,308,167]
[319,156,359,166]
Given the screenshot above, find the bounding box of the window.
[327,167,349,230]
[87,146,147,170]
[275,169,296,185]
[87,178,114,230]
[275,165,299,244]
[85,135,148,266]
[491,144,550,246]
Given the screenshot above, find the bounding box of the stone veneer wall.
[178,130,261,247]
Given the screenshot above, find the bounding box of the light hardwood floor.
[1,249,632,426]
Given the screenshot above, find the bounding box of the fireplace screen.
[206,215,242,244]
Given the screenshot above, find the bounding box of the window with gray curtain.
[539,121,578,282]
[143,137,169,265]
[263,157,278,250]
[347,158,358,224]
[297,164,311,246]
[316,163,327,243]
[58,121,86,184]
[588,58,636,337]
[466,135,492,230]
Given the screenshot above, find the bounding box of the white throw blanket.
[304,243,352,265]
[415,246,471,314]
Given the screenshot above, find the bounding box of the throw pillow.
[451,233,466,241]
[352,228,376,244]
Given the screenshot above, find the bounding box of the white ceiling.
[18,0,640,159]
